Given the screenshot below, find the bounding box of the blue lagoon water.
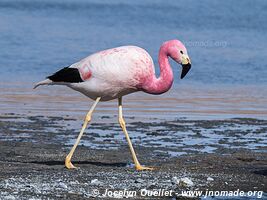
[0,0,266,84]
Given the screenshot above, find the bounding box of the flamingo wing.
[47,67,84,83]
[47,59,93,83]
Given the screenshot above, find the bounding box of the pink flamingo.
[34,39,191,171]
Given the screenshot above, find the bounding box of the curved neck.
[143,44,174,94]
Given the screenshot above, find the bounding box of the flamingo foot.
[135,165,154,171]
[65,156,77,169]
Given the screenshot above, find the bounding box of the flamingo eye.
[180,50,183,54]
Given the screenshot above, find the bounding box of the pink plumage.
[35,40,191,100]
[34,39,192,171]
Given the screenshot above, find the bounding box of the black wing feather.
[47,67,83,83]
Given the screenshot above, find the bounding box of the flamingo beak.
[181,55,191,79]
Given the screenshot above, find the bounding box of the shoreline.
[0,82,266,121]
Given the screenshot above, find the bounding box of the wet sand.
[0,114,266,199]
[0,81,267,121]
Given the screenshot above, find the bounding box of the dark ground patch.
[0,114,266,199]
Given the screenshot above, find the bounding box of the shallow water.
[1,114,266,156]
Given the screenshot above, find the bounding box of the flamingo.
[34,39,191,171]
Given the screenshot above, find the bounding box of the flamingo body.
[69,46,154,101]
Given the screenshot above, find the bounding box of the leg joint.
[85,113,92,122]
[119,117,126,128]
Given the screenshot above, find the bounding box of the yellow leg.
[118,97,153,171]
[65,97,101,169]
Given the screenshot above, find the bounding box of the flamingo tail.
[33,79,53,89]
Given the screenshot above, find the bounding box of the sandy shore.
[0,114,266,199]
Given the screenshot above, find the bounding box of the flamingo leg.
[118,97,154,171]
[65,97,101,169]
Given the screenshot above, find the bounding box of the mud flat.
[0,114,266,199]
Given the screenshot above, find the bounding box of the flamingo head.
[164,40,192,79]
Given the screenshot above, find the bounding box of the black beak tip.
[181,63,191,79]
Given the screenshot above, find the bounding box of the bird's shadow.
[29,160,127,168]
[253,169,267,176]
